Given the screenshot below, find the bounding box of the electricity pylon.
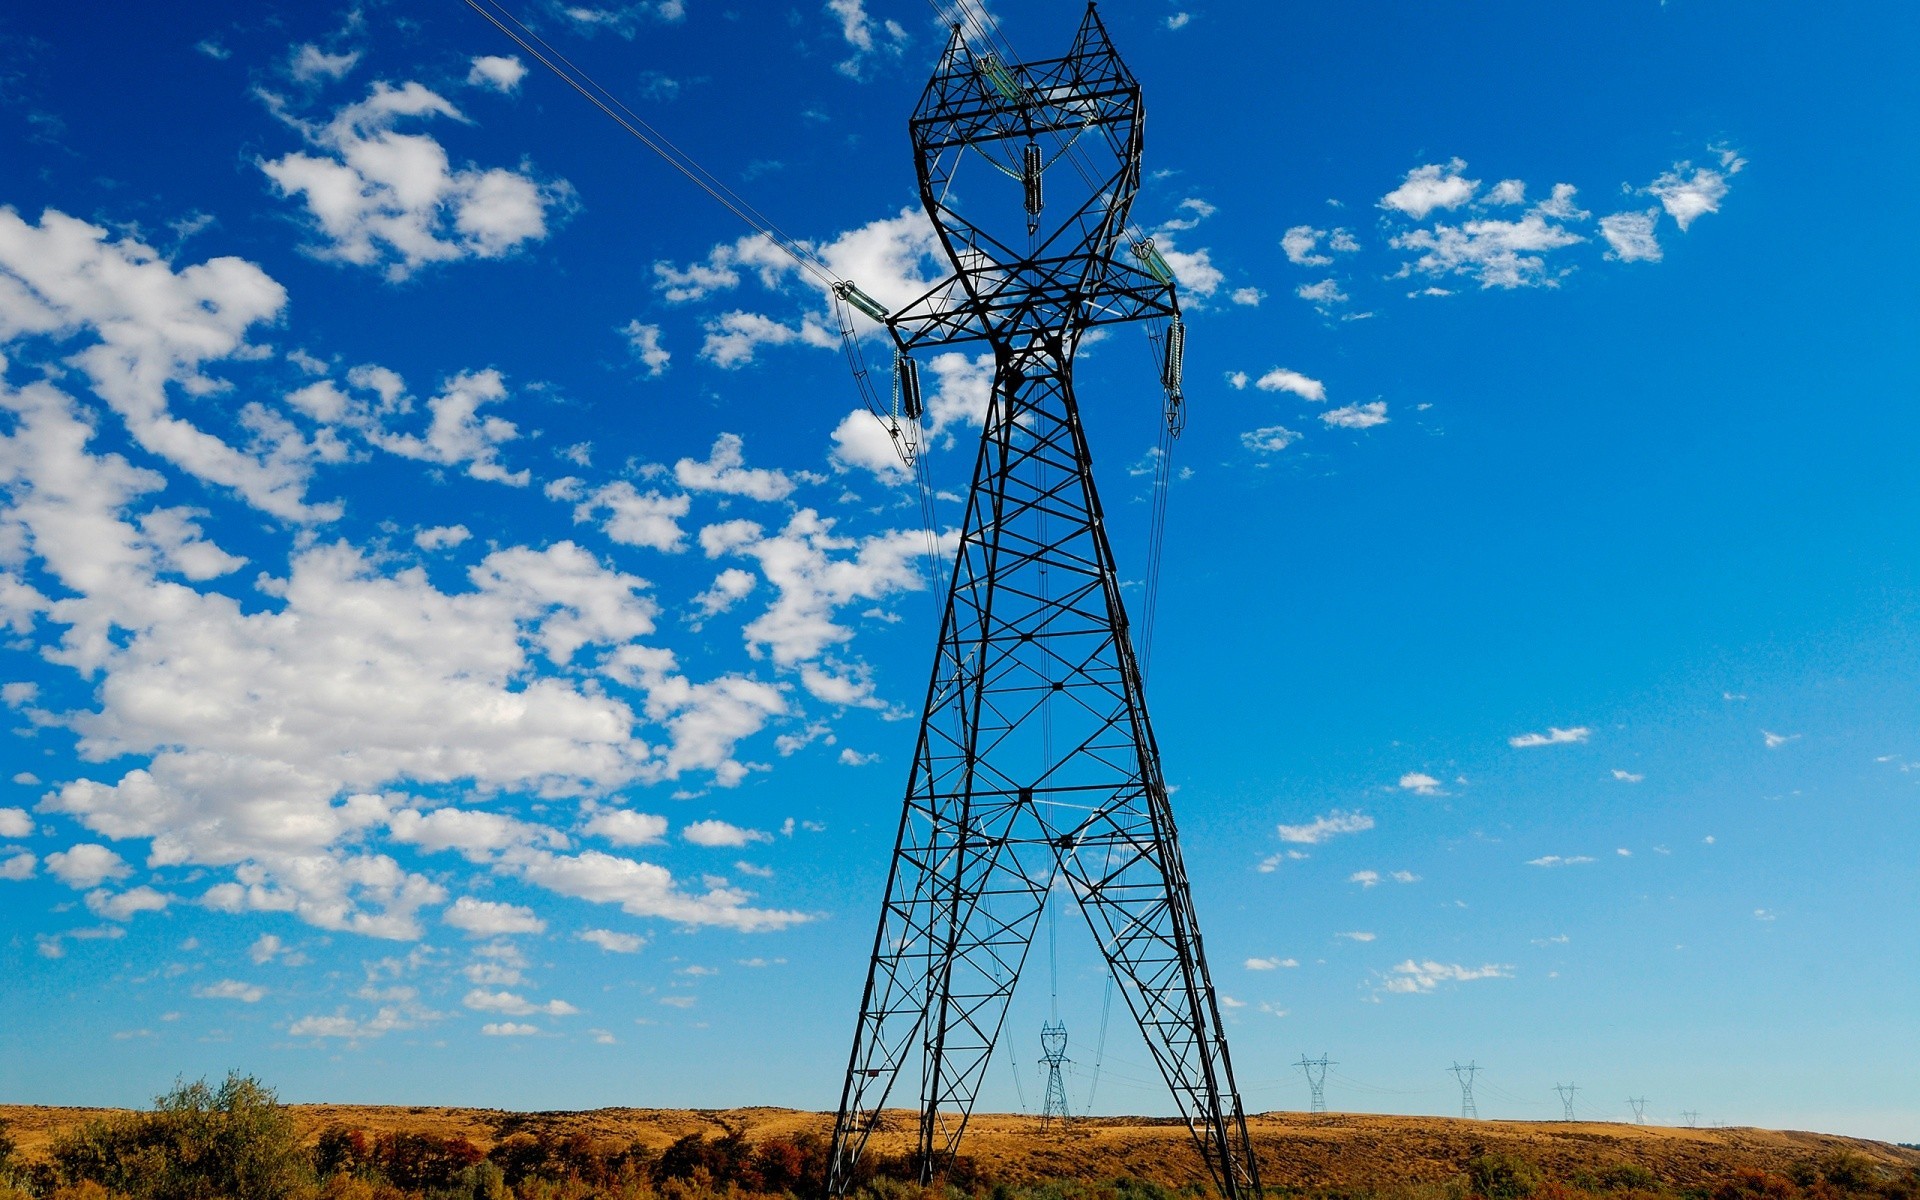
[1039,1020,1072,1127]
[1555,1083,1580,1122]
[1681,1110,1700,1129]
[1628,1097,1648,1125]
[1296,1055,1334,1115]
[827,10,1258,1200]
[1450,1062,1480,1120]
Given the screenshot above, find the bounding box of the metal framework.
[1039,1020,1071,1128]
[828,9,1257,1200]
[1450,1062,1480,1120]
[1295,1055,1333,1116]
[1556,1083,1580,1122]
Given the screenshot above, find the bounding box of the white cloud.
[621,320,670,377]
[196,979,266,1003]
[702,310,837,369]
[389,806,565,863]
[0,207,340,522]
[1612,769,1644,783]
[692,568,756,619]
[1484,179,1527,206]
[1510,726,1590,748]
[45,843,131,889]
[510,848,807,932]
[289,1007,423,1039]
[360,368,529,486]
[1391,211,1585,289]
[1230,287,1263,306]
[837,747,877,766]
[827,0,909,79]
[415,524,471,551]
[249,934,285,964]
[1398,772,1442,796]
[1296,278,1349,308]
[1526,855,1596,867]
[683,819,771,848]
[675,433,794,501]
[1380,159,1480,220]
[1239,425,1300,455]
[657,994,696,1008]
[583,809,668,847]
[464,987,576,1017]
[1646,157,1739,231]
[481,1021,539,1036]
[86,885,170,920]
[1166,12,1192,30]
[1322,401,1388,429]
[1336,931,1376,942]
[1244,956,1297,970]
[1254,368,1326,402]
[467,55,528,93]
[1390,871,1419,884]
[1378,959,1511,995]
[1350,870,1380,888]
[578,928,645,953]
[1282,225,1331,266]
[1276,809,1374,845]
[292,45,362,83]
[444,896,548,937]
[1599,210,1662,262]
[261,82,568,280]
[569,481,691,551]
[1763,730,1799,749]
[0,806,32,837]
[0,851,36,880]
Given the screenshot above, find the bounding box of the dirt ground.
[2,1104,1915,1190]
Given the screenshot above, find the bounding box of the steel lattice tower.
[1556,1083,1580,1122]
[1295,1055,1333,1115]
[827,9,1258,1200]
[1450,1062,1480,1120]
[1039,1021,1072,1128]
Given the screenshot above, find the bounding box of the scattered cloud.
[1253,368,1326,402]
[195,979,266,1003]
[45,844,131,889]
[444,897,547,937]
[1646,149,1744,231]
[578,928,646,953]
[1245,956,1297,970]
[261,82,570,280]
[1526,855,1596,868]
[1763,731,1799,749]
[1510,726,1590,748]
[1612,769,1644,783]
[481,1021,539,1036]
[621,321,671,377]
[1398,772,1443,796]
[1377,959,1511,995]
[826,0,909,80]
[1336,931,1376,942]
[0,807,33,838]
[463,988,577,1017]
[1322,401,1388,429]
[1350,870,1380,888]
[1599,209,1662,262]
[1380,160,1480,220]
[1276,809,1374,845]
[1240,425,1300,455]
[583,810,669,847]
[682,819,772,848]
[467,55,528,93]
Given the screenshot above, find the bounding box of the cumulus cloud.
[86,885,170,920]
[1599,210,1662,262]
[0,851,36,881]
[675,433,794,501]
[827,0,909,79]
[510,848,805,932]
[0,806,32,837]
[1254,368,1326,402]
[1510,726,1590,748]
[444,896,548,937]
[567,481,692,552]
[1245,956,1297,970]
[1276,809,1374,845]
[196,979,266,1003]
[683,819,771,848]
[45,843,131,889]
[621,320,670,377]
[1527,855,1596,867]
[1398,772,1443,796]
[261,81,569,280]
[1646,150,1743,231]
[482,1021,539,1036]
[1391,210,1585,290]
[583,809,668,847]
[1380,159,1480,220]
[1239,425,1301,455]
[578,928,645,953]
[1378,960,1511,995]
[1322,402,1387,429]
[463,987,577,1017]
[467,55,528,92]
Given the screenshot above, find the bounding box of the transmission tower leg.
[829,341,1260,1199]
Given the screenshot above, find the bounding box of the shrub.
[1714,1169,1801,1200]
[49,1072,311,1200]
[1468,1153,1544,1200]
[1821,1155,1879,1194]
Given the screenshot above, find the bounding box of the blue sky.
[1,0,1916,1142]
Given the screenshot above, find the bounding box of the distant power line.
[1296,1055,1335,1115]
[1555,1083,1580,1122]
[1450,1062,1480,1120]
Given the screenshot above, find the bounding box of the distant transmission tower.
[1039,1021,1072,1127]
[1555,1083,1579,1122]
[1681,1110,1700,1128]
[1296,1054,1335,1115]
[1450,1062,1480,1119]
[828,11,1258,1200]
[1628,1097,1648,1125]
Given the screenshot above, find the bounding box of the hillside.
[3,1105,1915,1191]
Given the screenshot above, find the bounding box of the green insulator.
[1132,238,1176,285]
[834,281,890,322]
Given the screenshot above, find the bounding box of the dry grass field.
[4,1104,1914,1192]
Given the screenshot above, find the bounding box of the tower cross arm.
[886,263,1178,353]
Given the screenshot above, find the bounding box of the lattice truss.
[828,10,1260,1200]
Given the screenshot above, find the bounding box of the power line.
[1628,1097,1648,1125]
[1681,1110,1700,1128]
